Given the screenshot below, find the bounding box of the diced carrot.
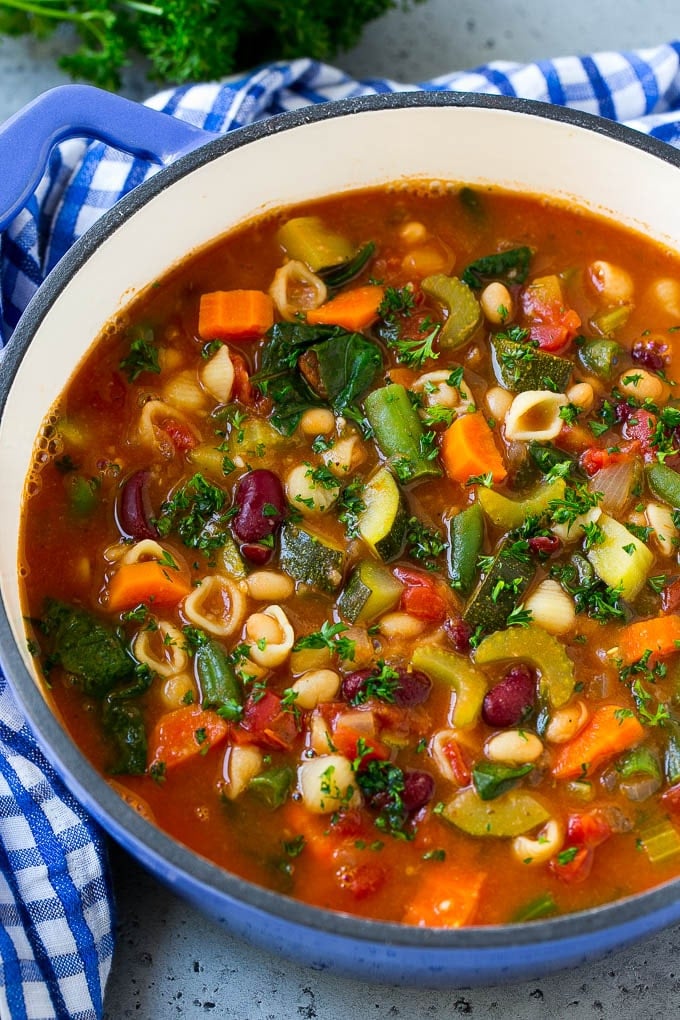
[440,411,507,485]
[148,704,230,771]
[107,560,192,612]
[551,704,645,780]
[332,726,391,765]
[305,285,384,331]
[617,615,680,665]
[402,866,486,927]
[198,290,274,340]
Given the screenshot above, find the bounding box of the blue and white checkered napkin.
[3,43,680,1018]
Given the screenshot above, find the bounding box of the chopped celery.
[447,503,485,595]
[474,624,575,708]
[442,786,550,837]
[640,816,680,864]
[364,384,442,484]
[478,477,566,530]
[585,513,654,601]
[276,216,354,272]
[511,892,558,923]
[421,274,481,349]
[590,307,631,338]
[616,745,661,780]
[411,644,487,727]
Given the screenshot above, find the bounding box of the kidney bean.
[116,469,158,540]
[240,542,273,566]
[482,664,536,728]
[528,534,562,557]
[393,668,432,707]
[402,770,435,812]
[232,469,286,543]
[341,669,374,703]
[631,339,668,372]
[444,617,472,654]
[341,666,431,706]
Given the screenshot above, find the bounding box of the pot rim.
[3,88,680,953]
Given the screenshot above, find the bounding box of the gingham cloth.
[3,43,680,1019]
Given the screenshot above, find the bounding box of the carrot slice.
[148,704,230,771]
[402,866,486,927]
[440,411,507,485]
[617,615,680,665]
[305,285,384,331]
[198,289,274,340]
[107,561,192,612]
[551,704,645,780]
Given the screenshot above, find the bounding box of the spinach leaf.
[461,246,533,289]
[103,698,148,775]
[253,322,382,435]
[472,760,534,801]
[319,241,376,289]
[40,599,134,697]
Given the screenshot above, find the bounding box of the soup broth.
[19,183,680,926]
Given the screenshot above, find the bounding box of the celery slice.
[641,817,680,864]
[478,477,566,530]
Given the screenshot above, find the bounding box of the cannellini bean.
[246,570,295,602]
[567,381,594,411]
[485,729,544,764]
[588,259,634,305]
[291,669,341,710]
[618,368,666,402]
[504,390,568,442]
[398,220,428,245]
[646,501,679,556]
[649,277,680,318]
[512,818,564,865]
[299,407,336,436]
[222,744,264,800]
[322,435,366,477]
[160,673,197,710]
[523,579,576,636]
[377,612,427,640]
[545,699,589,744]
[286,463,339,513]
[480,282,513,324]
[298,754,358,813]
[269,259,328,321]
[485,385,514,421]
[200,344,235,404]
[245,604,295,668]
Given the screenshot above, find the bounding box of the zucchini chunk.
[337,560,404,624]
[463,537,535,636]
[585,513,654,601]
[279,522,345,594]
[358,466,407,561]
[490,335,572,392]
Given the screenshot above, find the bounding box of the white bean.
[567,382,594,411]
[299,407,336,436]
[485,729,544,764]
[377,612,427,640]
[246,570,295,602]
[480,282,513,324]
[545,700,589,744]
[485,385,513,421]
[298,754,358,813]
[618,368,666,402]
[291,669,341,710]
[589,259,634,305]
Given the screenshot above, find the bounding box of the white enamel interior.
[3,102,680,675]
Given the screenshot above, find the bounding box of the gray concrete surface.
[3,1,680,1017]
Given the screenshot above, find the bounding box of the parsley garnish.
[406,516,447,571]
[293,621,356,662]
[119,328,160,382]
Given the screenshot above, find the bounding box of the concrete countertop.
[2,2,680,1016]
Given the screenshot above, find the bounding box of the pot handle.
[0,84,215,232]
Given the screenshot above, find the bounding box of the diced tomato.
[521,276,581,351]
[332,725,391,765]
[161,417,198,453]
[239,690,298,751]
[580,444,638,476]
[622,407,657,454]
[336,862,387,899]
[441,736,472,786]
[393,566,448,622]
[566,810,612,849]
[549,845,594,884]
[662,580,680,615]
[231,352,255,405]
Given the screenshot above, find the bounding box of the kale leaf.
[40,599,134,698]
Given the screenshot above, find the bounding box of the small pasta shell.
[182,574,246,638]
[134,620,188,678]
[504,390,567,442]
[269,260,328,321]
[430,728,472,785]
[200,344,235,404]
[136,399,200,458]
[298,754,358,813]
[524,579,576,636]
[162,369,207,413]
[245,604,295,668]
[121,539,167,566]
[512,818,564,865]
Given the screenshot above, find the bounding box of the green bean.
[196,637,242,720]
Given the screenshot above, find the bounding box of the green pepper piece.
[411,644,487,727]
[646,462,680,509]
[421,274,481,349]
[447,503,484,595]
[248,766,294,808]
[577,337,624,380]
[472,760,534,801]
[478,477,566,530]
[364,383,442,483]
[196,636,243,721]
[442,786,550,837]
[474,623,575,708]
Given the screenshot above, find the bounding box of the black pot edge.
[2,89,680,956]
